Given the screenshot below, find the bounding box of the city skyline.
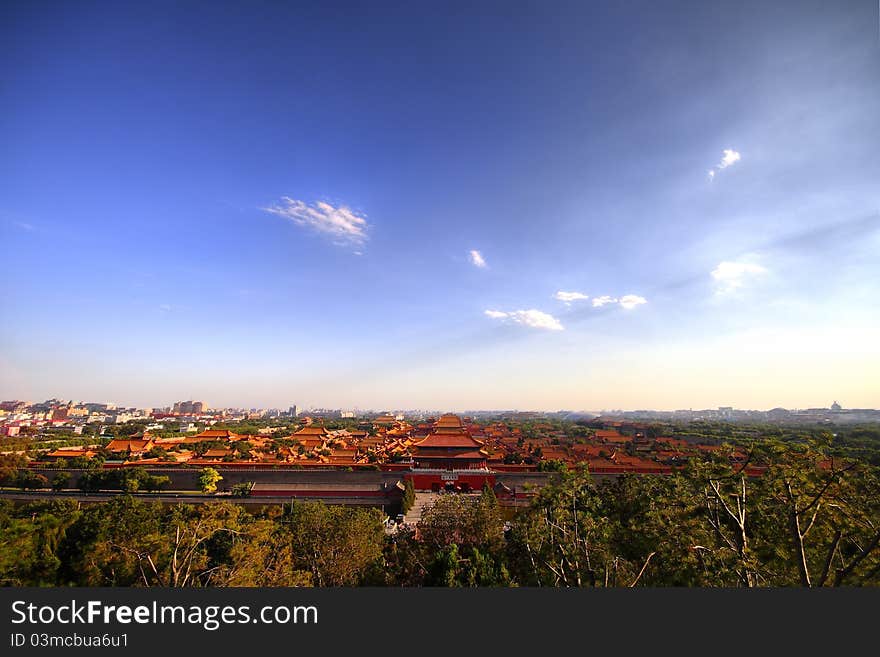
[2,394,875,417]
[2,1,879,410]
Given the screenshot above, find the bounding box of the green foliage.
[383,489,512,587]
[144,447,169,460]
[51,472,70,492]
[77,468,169,493]
[0,500,81,586]
[282,502,385,586]
[143,474,170,493]
[233,441,253,458]
[536,459,568,472]
[0,453,28,486]
[231,482,254,498]
[17,471,49,490]
[69,456,104,470]
[401,478,416,514]
[0,437,877,588]
[198,467,223,494]
[191,441,226,456]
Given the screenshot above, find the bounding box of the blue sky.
[2,0,878,411]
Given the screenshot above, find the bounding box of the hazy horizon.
[0,393,870,416]
[2,1,878,411]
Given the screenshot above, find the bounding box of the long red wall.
[406,471,496,491]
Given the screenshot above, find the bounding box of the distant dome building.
[831,401,842,411]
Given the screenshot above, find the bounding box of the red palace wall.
[406,471,496,492]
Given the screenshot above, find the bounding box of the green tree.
[0,454,28,486]
[69,455,104,470]
[144,447,168,460]
[17,471,49,490]
[143,474,170,493]
[418,493,505,550]
[57,499,254,587]
[192,441,225,456]
[0,500,80,586]
[537,459,568,472]
[411,491,510,587]
[401,478,416,514]
[51,472,70,492]
[750,440,880,586]
[506,465,622,586]
[283,502,384,586]
[198,467,223,494]
[231,482,254,498]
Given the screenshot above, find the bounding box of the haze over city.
[2,1,879,411]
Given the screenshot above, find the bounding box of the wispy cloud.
[554,290,589,304]
[14,222,35,231]
[589,294,647,309]
[469,250,487,268]
[708,148,741,180]
[484,309,564,331]
[711,259,767,294]
[484,310,508,319]
[592,295,617,307]
[619,294,647,309]
[158,304,173,312]
[263,197,369,247]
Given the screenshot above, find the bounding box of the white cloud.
[469,250,487,268]
[618,294,647,309]
[719,149,741,168]
[484,310,508,319]
[711,260,767,294]
[708,148,741,180]
[554,291,589,303]
[263,197,369,247]
[485,309,564,331]
[592,295,617,307]
[159,304,172,312]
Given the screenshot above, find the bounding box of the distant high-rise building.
[288,405,299,417]
[173,400,208,414]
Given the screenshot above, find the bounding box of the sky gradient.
[2,0,879,411]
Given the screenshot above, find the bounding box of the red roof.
[414,434,484,448]
[294,426,330,436]
[46,449,97,458]
[417,449,487,460]
[572,444,608,457]
[434,414,464,428]
[106,438,153,452]
[194,429,239,440]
